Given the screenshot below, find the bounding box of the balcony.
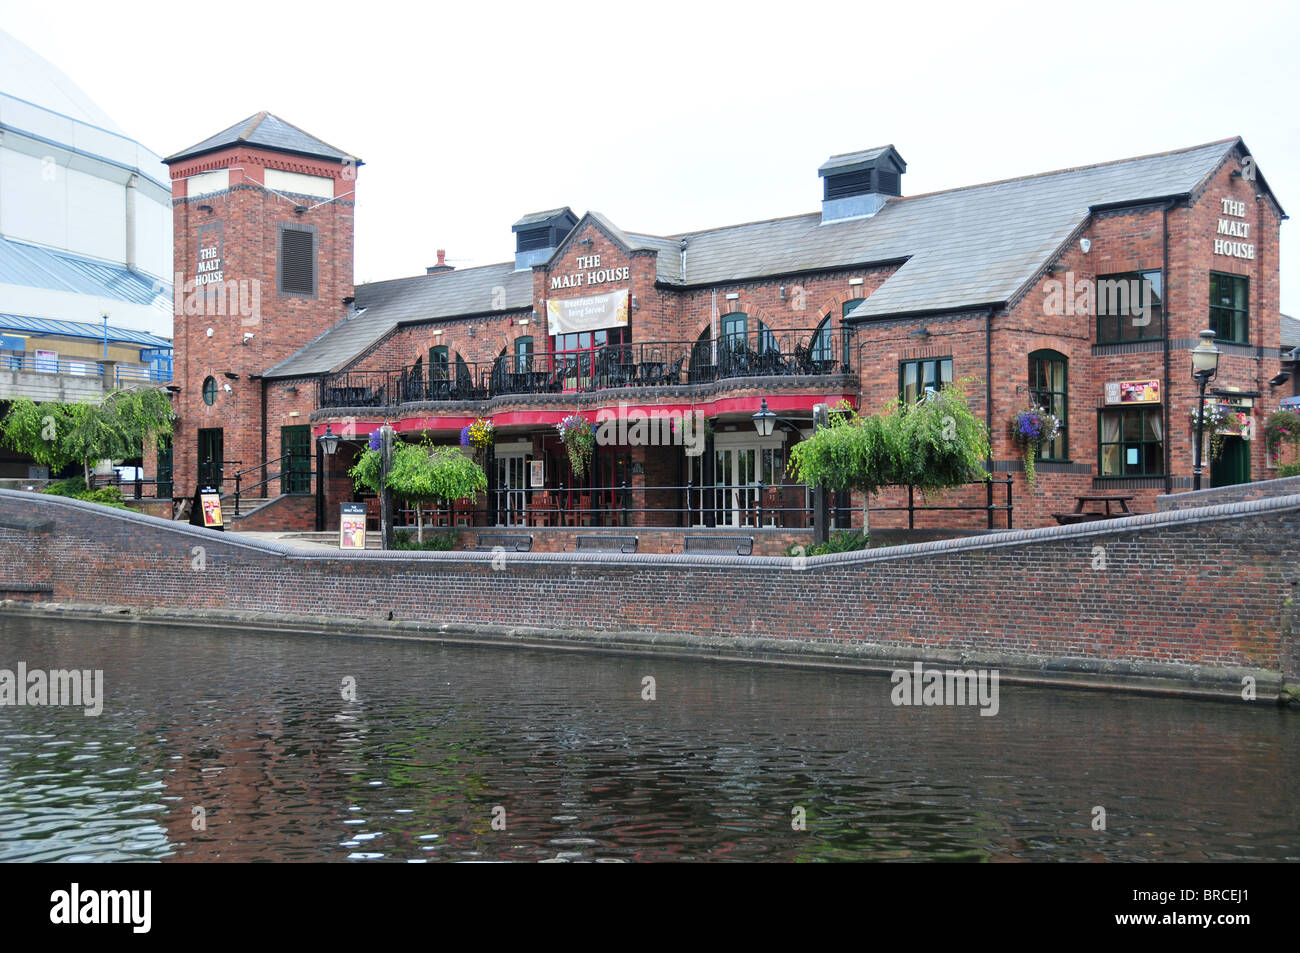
[318,327,854,410]
[0,353,172,403]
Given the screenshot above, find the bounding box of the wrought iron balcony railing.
[318,327,853,409]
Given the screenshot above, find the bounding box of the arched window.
[811,315,833,363]
[514,336,534,372]
[1028,349,1068,461]
[430,345,449,380]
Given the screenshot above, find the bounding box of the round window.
[202,376,217,406]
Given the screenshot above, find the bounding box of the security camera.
[242,332,254,344]
[223,383,232,393]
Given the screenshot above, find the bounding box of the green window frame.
[201,376,217,406]
[811,314,833,362]
[514,336,533,372]
[1028,350,1068,461]
[1209,272,1249,344]
[1098,406,1163,477]
[899,357,952,404]
[430,345,449,380]
[721,312,747,342]
[1096,270,1163,344]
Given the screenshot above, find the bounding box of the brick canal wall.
[1157,475,1300,511]
[1,485,1297,693]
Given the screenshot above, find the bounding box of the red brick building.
[155,117,1287,545]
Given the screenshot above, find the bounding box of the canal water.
[0,615,1295,862]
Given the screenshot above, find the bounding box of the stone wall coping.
[1157,475,1300,508]
[3,486,1298,573]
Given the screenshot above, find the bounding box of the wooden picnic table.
[1073,494,1134,516]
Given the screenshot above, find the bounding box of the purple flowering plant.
[1009,407,1061,489]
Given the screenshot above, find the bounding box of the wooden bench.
[568,535,638,554]
[682,535,754,556]
[473,533,532,552]
[1052,512,1109,525]
[1054,494,1137,525]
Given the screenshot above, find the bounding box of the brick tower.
[159,112,358,514]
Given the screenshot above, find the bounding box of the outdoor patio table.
[1073,494,1134,516]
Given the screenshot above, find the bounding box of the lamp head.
[318,424,341,456]
[1191,329,1221,378]
[752,398,776,438]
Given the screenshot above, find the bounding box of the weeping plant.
[787,381,989,535]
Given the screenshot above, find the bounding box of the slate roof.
[263,262,533,378]
[513,208,574,228]
[664,139,1241,320]
[1282,313,1299,350]
[818,145,905,176]
[267,138,1265,378]
[164,111,355,164]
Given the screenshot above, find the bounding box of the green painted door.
[197,428,223,490]
[157,437,173,499]
[281,426,312,494]
[1211,436,1250,487]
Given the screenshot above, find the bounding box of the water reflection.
[0,616,1295,862]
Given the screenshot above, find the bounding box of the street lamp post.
[317,423,394,546]
[1190,329,1221,492]
[753,398,827,543]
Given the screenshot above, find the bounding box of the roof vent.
[512,207,579,270]
[818,145,906,223]
[426,249,454,275]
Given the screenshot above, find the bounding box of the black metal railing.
[865,478,1015,530]
[318,327,854,408]
[229,451,311,516]
[91,472,173,500]
[380,476,1011,531]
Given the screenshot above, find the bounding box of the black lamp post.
[1191,329,1221,491]
[316,423,379,537]
[752,398,827,541]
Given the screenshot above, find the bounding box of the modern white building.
[0,29,174,479]
[0,28,172,344]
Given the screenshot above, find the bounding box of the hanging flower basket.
[1264,409,1300,467]
[1189,404,1234,462]
[557,413,595,478]
[459,418,495,462]
[1009,406,1060,489]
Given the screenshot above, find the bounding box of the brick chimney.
[426,249,454,275]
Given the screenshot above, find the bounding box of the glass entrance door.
[495,453,529,526]
[713,445,757,527]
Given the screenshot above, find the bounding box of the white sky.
[2,0,1297,316]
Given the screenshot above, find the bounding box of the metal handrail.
[0,354,171,383]
[383,476,1011,531]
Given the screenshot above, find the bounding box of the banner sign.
[200,492,223,527]
[340,502,367,550]
[1105,379,1160,404]
[546,289,629,336]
